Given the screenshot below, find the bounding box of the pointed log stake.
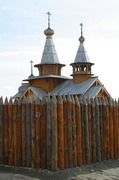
[35,98,41,168]
[67,95,73,167]
[75,96,82,166]
[63,95,68,168]
[117,99,119,158]
[109,98,114,159]
[99,98,104,161]
[26,97,31,168]
[13,98,18,166]
[8,98,14,165]
[31,98,36,168]
[71,96,77,167]
[83,97,90,164]
[87,97,92,163]
[95,98,101,162]
[46,95,51,169]
[0,97,4,164]
[113,99,118,159]
[17,98,22,166]
[116,99,119,158]
[91,99,96,163]
[80,96,85,165]
[51,96,58,170]
[40,96,47,169]
[57,95,64,169]
[102,98,109,160]
[22,97,26,167]
[4,97,9,164]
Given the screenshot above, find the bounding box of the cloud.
[1,6,11,10]
[0,47,40,57]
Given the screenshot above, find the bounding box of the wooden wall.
[0,96,119,170]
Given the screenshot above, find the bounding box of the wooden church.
[14,13,111,100]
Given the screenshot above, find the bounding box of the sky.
[0,0,119,99]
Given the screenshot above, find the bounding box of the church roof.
[74,42,90,63]
[50,77,98,96]
[23,74,70,81]
[21,87,47,100]
[84,85,103,98]
[40,34,59,64]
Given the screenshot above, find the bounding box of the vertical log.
[67,95,73,168]
[8,98,14,165]
[75,96,82,166]
[117,99,119,158]
[57,95,64,169]
[83,98,90,164]
[22,98,26,167]
[51,96,58,170]
[0,97,4,164]
[46,95,51,169]
[87,98,92,163]
[99,98,103,160]
[106,99,110,160]
[109,98,114,159]
[115,99,119,158]
[102,98,109,160]
[113,99,118,158]
[35,98,41,168]
[72,96,77,167]
[13,99,18,166]
[91,99,96,162]
[31,98,36,168]
[80,96,85,164]
[40,97,47,169]
[3,98,9,165]
[63,95,68,168]
[26,98,31,167]
[17,99,22,166]
[95,98,101,162]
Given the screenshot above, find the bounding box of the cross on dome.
[29,60,34,75]
[80,23,83,36]
[47,12,51,28]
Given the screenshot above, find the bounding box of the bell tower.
[70,23,94,84]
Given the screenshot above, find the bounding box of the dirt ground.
[0,159,119,180]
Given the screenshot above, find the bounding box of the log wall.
[0,96,119,170]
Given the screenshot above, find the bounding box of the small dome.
[79,36,85,43]
[44,28,54,36]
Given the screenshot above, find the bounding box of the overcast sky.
[0,0,119,99]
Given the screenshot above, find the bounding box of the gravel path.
[0,159,119,180]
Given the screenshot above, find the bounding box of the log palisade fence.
[0,95,119,170]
